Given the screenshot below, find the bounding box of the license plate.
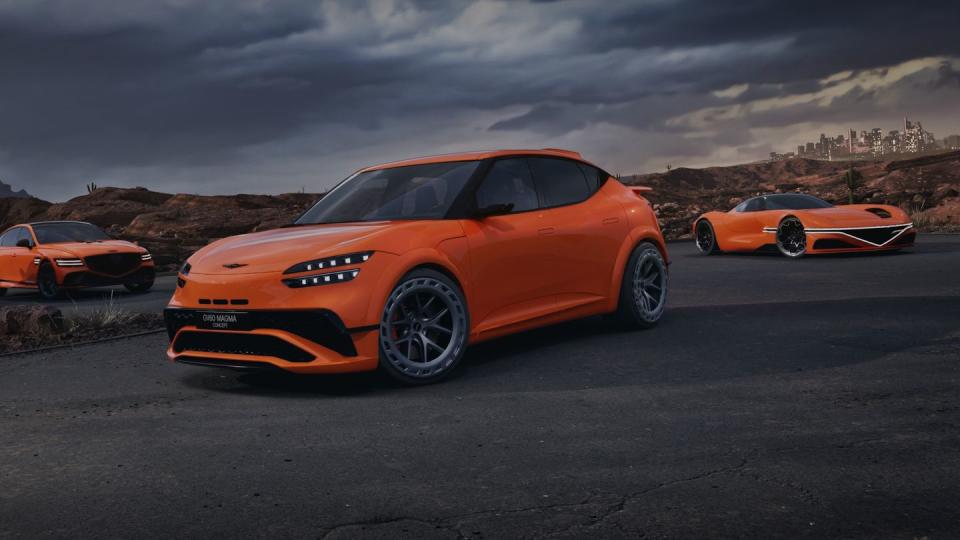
[197,311,251,331]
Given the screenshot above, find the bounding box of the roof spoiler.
[541,148,582,159]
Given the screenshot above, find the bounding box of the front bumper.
[164,308,380,373]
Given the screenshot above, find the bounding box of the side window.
[16,228,34,247]
[576,163,606,192]
[740,198,765,212]
[527,157,591,208]
[0,228,22,247]
[475,159,539,213]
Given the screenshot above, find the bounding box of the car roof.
[26,221,93,226]
[360,148,596,172]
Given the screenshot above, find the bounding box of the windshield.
[33,222,111,244]
[296,160,480,225]
[764,194,833,210]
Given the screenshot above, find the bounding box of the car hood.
[798,205,911,228]
[187,222,398,275]
[39,240,143,258]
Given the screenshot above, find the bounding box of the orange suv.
[0,221,155,300]
[165,149,669,384]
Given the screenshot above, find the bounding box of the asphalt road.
[1,236,959,538]
[0,275,178,315]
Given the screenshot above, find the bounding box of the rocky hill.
[0,179,31,198]
[624,151,960,239]
[2,150,958,267]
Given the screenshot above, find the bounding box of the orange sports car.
[0,221,156,300]
[164,149,669,384]
[693,193,915,257]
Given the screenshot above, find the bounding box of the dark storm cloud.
[1,0,959,200]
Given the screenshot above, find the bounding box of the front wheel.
[37,262,61,300]
[124,278,154,293]
[378,269,470,385]
[615,242,668,328]
[776,217,807,258]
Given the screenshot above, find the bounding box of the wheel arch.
[607,228,668,313]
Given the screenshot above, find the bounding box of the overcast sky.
[2,0,960,201]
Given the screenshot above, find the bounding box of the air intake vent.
[865,208,891,219]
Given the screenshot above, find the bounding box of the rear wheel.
[615,242,668,328]
[694,220,720,255]
[379,269,469,385]
[37,262,61,300]
[776,217,807,258]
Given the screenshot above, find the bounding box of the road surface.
[1,236,959,538]
[0,275,177,315]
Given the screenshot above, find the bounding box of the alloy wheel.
[631,250,666,319]
[695,221,715,253]
[776,217,807,257]
[380,276,467,380]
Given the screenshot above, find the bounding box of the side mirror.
[16,238,33,249]
[473,203,515,219]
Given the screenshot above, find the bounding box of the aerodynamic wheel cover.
[380,277,467,379]
[631,251,666,320]
[776,218,807,257]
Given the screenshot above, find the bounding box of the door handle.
[538,227,556,236]
[602,217,620,225]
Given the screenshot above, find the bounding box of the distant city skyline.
[771,116,960,162]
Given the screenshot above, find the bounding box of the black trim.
[813,239,858,250]
[164,308,359,357]
[172,332,315,363]
[175,356,279,371]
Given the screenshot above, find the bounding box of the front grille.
[63,267,155,287]
[85,253,142,276]
[838,225,911,245]
[164,308,359,357]
[173,331,315,363]
[813,239,857,250]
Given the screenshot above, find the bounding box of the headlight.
[141,252,153,261]
[283,251,373,275]
[55,258,84,267]
[33,257,41,266]
[283,269,360,288]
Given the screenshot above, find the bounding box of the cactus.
[841,166,863,204]
[86,181,98,194]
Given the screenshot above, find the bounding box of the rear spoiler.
[629,186,653,196]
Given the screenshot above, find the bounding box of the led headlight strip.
[141,253,153,261]
[283,251,373,275]
[283,269,360,288]
[55,258,84,267]
[33,257,41,266]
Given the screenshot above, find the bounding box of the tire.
[615,242,668,328]
[378,268,470,385]
[776,216,807,258]
[124,277,155,293]
[694,219,720,255]
[0,288,7,297]
[37,262,61,300]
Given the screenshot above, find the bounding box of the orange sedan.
[693,194,915,257]
[165,149,669,384]
[0,221,156,299]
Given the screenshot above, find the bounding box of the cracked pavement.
[2,236,960,538]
